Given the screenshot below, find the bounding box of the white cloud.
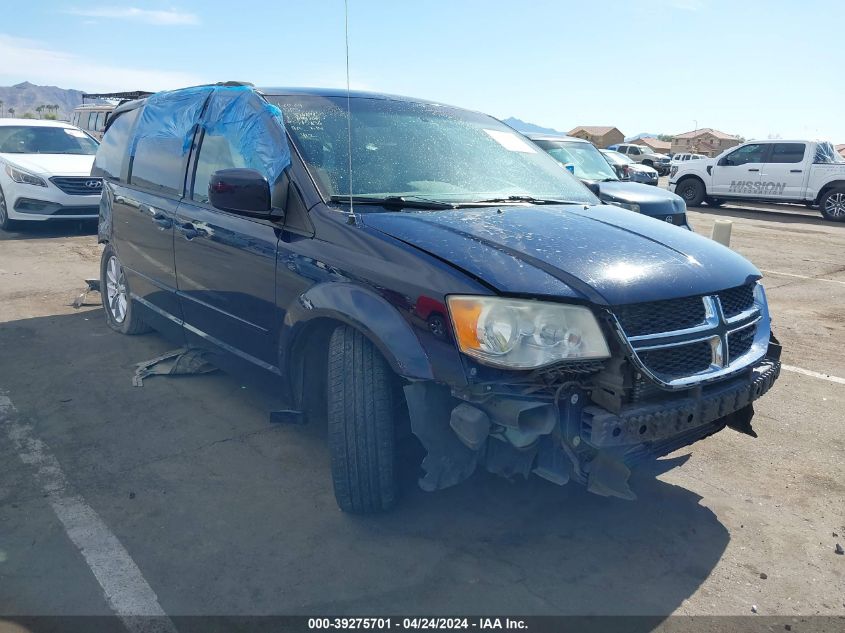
[64,6,199,26]
[0,34,205,92]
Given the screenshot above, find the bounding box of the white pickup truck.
[669,140,845,221]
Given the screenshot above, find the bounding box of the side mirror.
[717,157,729,167]
[585,182,601,196]
[209,168,271,217]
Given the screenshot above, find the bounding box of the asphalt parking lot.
[0,204,843,623]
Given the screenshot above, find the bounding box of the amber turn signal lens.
[447,297,482,352]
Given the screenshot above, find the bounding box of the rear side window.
[131,136,185,195]
[769,143,805,164]
[92,108,139,180]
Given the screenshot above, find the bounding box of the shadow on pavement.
[0,311,730,623]
[0,220,98,241]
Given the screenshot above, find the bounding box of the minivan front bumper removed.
[404,341,781,500]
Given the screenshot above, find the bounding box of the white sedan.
[0,119,101,230]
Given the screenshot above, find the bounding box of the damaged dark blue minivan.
[93,83,781,513]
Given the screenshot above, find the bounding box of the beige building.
[567,126,624,149]
[836,144,845,159]
[630,137,671,154]
[671,128,741,157]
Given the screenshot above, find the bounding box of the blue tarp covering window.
[129,85,291,185]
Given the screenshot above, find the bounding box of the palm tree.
[0,100,4,118]
[8,107,15,117]
[36,105,45,118]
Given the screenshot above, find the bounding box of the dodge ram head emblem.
[85,179,102,189]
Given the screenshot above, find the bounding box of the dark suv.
[93,83,781,513]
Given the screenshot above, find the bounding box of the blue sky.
[2,1,844,141]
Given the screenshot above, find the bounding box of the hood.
[597,181,685,216]
[363,204,760,306]
[628,163,657,174]
[0,153,96,176]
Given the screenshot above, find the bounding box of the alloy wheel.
[824,193,845,218]
[105,256,128,323]
[0,190,8,225]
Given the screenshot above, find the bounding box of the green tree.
[22,112,36,119]
[8,108,15,117]
[0,100,4,118]
[36,105,45,118]
[658,134,674,142]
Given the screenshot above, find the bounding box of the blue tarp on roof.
[129,84,290,184]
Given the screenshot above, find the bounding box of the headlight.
[447,296,610,369]
[5,164,47,187]
[608,200,640,213]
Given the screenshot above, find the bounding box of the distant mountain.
[502,117,565,136]
[0,82,87,120]
[625,132,666,141]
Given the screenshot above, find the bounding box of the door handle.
[747,168,760,172]
[790,169,803,173]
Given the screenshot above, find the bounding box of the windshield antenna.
[344,0,355,222]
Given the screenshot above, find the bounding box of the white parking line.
[761,269,845,286]
[781,365,845,385]
[0,394,177,633]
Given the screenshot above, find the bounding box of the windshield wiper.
[467,195,585,206]
[329,194,457,209]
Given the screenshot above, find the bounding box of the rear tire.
[677,178,706,207]
[327,325,397,513]
[820,188,845,222]
[100,244,151,334]
[0,186,16,232]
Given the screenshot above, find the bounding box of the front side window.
[270,95,595,207]
[191,132,249,204]
[534,140,617,181]
[0,125,99,154]
[721,143,766,166]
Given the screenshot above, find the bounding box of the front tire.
[820,188,845,222]
[0,186,16,232]
[327,325,397,513]
[677,178,706,207]
[100,244,150,334]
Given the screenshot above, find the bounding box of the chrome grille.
[718,284,755,318]
[50,176,103,196]
[639,341,713,378]
[615,295,706,336]
[728,324,756,358]
[613,283,770,388]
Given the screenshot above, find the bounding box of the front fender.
[282,282,435,381]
